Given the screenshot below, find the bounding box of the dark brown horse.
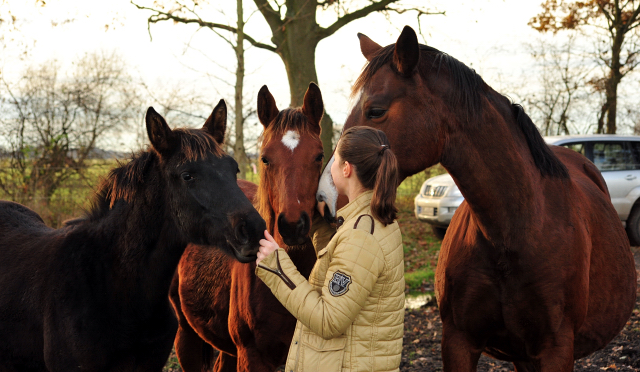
[317,26,637,371]
[170,83,325,372]
[0,100,266,372]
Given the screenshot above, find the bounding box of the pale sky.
[0,0,605,150]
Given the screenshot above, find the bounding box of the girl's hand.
[316,200,327,217]
[257,230,279,265]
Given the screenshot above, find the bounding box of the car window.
[592,142,634,171]
[629,142,640,170]
[561,142,586,157]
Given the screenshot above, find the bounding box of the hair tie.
[379,144,389,155]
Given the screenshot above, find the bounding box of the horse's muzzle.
[277,211,310,246]
[229,209,266,263]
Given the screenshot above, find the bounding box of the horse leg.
[233,344,279,372]
[515,323,575,372]
[174,322,217,372]
[213,352,237,372]
[533,331,575,372]
[513,361,536,372]
[440,321,482,372]
[170,273,216,372]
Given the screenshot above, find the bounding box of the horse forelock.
[351,42,568,179]
[174,128,225,164]
[259,108,315,146]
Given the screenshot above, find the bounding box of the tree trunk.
[274,0,334,161]
[234,0,248,179]
[605,25,625,134]
[606,81,618,134]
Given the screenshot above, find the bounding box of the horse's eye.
[181,172,194,181]
[261,156,270,165]
[367,108,387,119]
[315,153,324,162]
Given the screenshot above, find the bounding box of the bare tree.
[131,0,443,160]
[530,0,640,134]
[524,34,594,135]
[0,51,140,204]
[207,0,252,179]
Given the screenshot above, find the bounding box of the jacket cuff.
[256,248,305,290]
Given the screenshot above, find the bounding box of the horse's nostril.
[316,191,326,203]
[296,212,310,237]
[235,221,249,245]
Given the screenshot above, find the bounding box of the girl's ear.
[343,161,352,178]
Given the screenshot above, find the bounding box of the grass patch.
[404,269,434,292]
[162,348,182,372]
[394,173,444,296]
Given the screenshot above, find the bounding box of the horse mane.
[352,44,568,179]
[256,108,317,234]
[88,128,225,220]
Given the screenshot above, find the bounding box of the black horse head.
[144,100,265,262]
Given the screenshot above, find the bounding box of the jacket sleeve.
[256,229,385,339]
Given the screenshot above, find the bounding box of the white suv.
[414,135,640,244]
[413,173,464,239]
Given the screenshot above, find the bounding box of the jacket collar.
[336,190,373,228]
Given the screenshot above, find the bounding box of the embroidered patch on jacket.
[329,271,351,297]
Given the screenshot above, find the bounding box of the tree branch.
[318,0,394,40]
[597,2,616,32]
[252,0,283,33]
[131,1,277,52]
[317,0,444,40]
[621,4,640,34]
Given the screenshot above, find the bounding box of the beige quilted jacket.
[256,191,405,372]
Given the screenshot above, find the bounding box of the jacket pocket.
[300,332,346,372]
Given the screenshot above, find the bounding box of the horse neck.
[91,178,186,297]
[441,106,544,244]
[286,240,317,278]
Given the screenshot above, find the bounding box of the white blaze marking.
[281,130,300,152]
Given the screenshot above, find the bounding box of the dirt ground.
[400,248,640,372]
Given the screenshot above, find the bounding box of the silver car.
[414,134,640,244]
[413,173,464,239]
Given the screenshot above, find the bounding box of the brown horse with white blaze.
[317,26,637,371]
[170,83,325,372]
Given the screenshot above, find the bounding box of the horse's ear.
[146,107,177,156]
[257,85,279,128]
[393,26,420,77]
[301,82,323,134]
[357,32,382,61]
[203,99,227,144]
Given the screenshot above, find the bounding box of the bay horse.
[317,26,637,371]
[0,100,266,372]
[170,83,325,372]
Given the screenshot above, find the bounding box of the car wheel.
[432,226,447,240]
[627,206,640,246]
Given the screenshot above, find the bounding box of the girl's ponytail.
[371,145,398,225]
[337,127,399,226]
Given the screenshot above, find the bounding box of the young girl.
[256,126,404,372]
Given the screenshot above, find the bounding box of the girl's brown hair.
[337,126,399,226]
